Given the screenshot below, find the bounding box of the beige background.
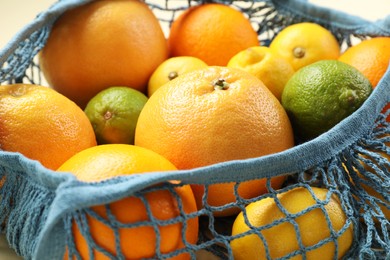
[0,0,390,49]
[0,0,388,259]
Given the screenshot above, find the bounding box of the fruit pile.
[0,0,389,259]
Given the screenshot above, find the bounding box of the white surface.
[0,0,389,49]
[0,235,22,259]
[0,0,55,50]
[310,0,389,21]
[0,0,388,259]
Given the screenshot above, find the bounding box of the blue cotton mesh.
[0,0,390,259]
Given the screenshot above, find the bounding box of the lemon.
[281,60,372,140]
[147,56,208,96]
[230,186,354,260]
[269,22,341,71]
[227,46,295,101]
[84,86,148,145]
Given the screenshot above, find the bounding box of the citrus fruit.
[84,86,148,145]
[281,60,372,141]
[339,37,390,88]
[0,84,96,170]
[39,0,168,108]
[148,56,208,96]
[135,66,294,216]
[230,186,354,260]
[269,22,341,71]
[58,144,198,259]
[168,3,259,66]
[227,46,295,101]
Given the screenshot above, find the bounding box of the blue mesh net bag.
[1,0,390,259]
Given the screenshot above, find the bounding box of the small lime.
[84,86,148,145]
[281,60,372,140]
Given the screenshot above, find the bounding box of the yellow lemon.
[231,186,354,260]
[147,56,208,96]
[227,46,295,100]
[270,22,340,71]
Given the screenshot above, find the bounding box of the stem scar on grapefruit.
[134,66,295,216]
[39,0,168,108]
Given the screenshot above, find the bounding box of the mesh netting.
[0,0,389,259]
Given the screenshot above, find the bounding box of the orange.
[0,84,96,170]
[168,3,259,66]
[58,144,198,259]
[135,66,294,216]
[227,46,295,101]
[39,0,168,108]
[231,186,354,260]
[269,22,341,71]
[339,37,390,88]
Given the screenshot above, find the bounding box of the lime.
[84,86,148,145]
[281,60,372,140]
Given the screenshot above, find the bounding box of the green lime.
[84,86,148,145]
[281,60,372,141]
